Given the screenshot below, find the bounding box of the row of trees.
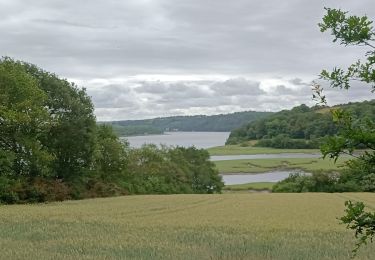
[0,58,223,203]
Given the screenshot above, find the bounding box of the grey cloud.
[0,0,374,120]
[32,19,105,29]
[83,77,372,121]
[87,84,135,109]
[274,85,295,95]
[134,81,169,94]
[289,78,310,86]
[274,84,313,97]
[2,0,374,79]
[210,78,265,96]
[134,81,212,100]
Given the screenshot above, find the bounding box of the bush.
[0,177,19,204]
[272,171,341,193]
[126,145,223,195]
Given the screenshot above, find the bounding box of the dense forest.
[0,58,223,204]
[104,111,273,136]
[226,101,375,148]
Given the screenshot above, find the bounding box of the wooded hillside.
[103,111,273,136]
[226,100,375,148]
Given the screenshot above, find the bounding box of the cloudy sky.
[1,0,374,120]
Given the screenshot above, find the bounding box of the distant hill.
[226,100,375,148]
[101,111,273,136]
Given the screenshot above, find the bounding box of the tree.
[125,145,223,194]
[0,58,100,202]
[318,8,375,255]
[94,124,129,182]
[20,61,97,180]
[0,58,52,178]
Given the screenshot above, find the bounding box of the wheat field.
[1,193,374,259]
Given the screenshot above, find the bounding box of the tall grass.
[1,193,374,259]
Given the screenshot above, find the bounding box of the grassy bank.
[214,157,348,173]
[223,182,274,191]
[208,145,320,156]
[1,193,374,259]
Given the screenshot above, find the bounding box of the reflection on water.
[123,132,230,149]
[221,170,309,185]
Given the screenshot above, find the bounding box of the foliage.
[21,61,98,180]
[254,134,323,149]
[93,124,129,182]
[107,110,273,136]
[271,155,374,194]
[0,58,52,178]
[0,57,98,202]
[270,8,375,253]
[271,171,359,193]
[108,124,163,136]
[319,8,375,91]
[340,201,375,255]
[317,7,375,254]
[0,58,222,204]
[226,101,374,148]
[126,145,223,194]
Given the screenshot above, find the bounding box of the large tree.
[20,61,97,180]
[0,58,99,202]
[0,58,52,177]
[318,8,375,255]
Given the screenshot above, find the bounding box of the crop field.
[1,193,374,259]
[207,145,320,156]
[214,157,348,173]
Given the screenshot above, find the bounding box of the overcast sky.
[1,0,374,120]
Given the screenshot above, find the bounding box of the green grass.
[214,157,348,173]
[208,145,320,156]
[0,193,374,259]
[223,182,274,191]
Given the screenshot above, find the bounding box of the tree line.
[106,110,272,136]
[226,101,375,149]
[0,58,223,204]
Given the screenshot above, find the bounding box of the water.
[221,170,308,185]
[211,153,322,161]
[123,131,230,149]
